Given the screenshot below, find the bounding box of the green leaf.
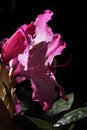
[25,116,56,130]
[68,124,75,130]
[16,87,32,110]
[46,93,74,116]
[54,106,87,127]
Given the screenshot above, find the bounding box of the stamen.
[56,54,72,68]
[45,54,72,76]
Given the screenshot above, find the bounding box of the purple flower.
[9,10,67,111]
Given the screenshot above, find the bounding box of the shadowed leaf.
[54,106,87,127]
[46,93,74,116]
[25,116,56,130]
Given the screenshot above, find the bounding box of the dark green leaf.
[25,116,56,130]
[46,93,74,116]
[54,106,87,127]
[15,86,32,111]
[68,124,75,130]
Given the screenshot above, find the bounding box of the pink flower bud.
[2,31,26,63]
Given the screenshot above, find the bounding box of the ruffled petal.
[30,73,57,111]
[34,10,54,43]
[45,34,66,65]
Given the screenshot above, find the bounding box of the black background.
[0,0,87,128]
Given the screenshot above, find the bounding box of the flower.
[1,9,67,111]
[1,22,35,63]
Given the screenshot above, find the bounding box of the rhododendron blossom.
[1,22,35,63]
[1,10,68,111]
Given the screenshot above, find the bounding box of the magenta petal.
[30,73,57,111]
[14,95,22,113]
[34,10,54,43]
[9,58,27,84]
[46,34,66,65]
[2,22,34,63]
[2,31,26,62]
[28,41,48,68]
